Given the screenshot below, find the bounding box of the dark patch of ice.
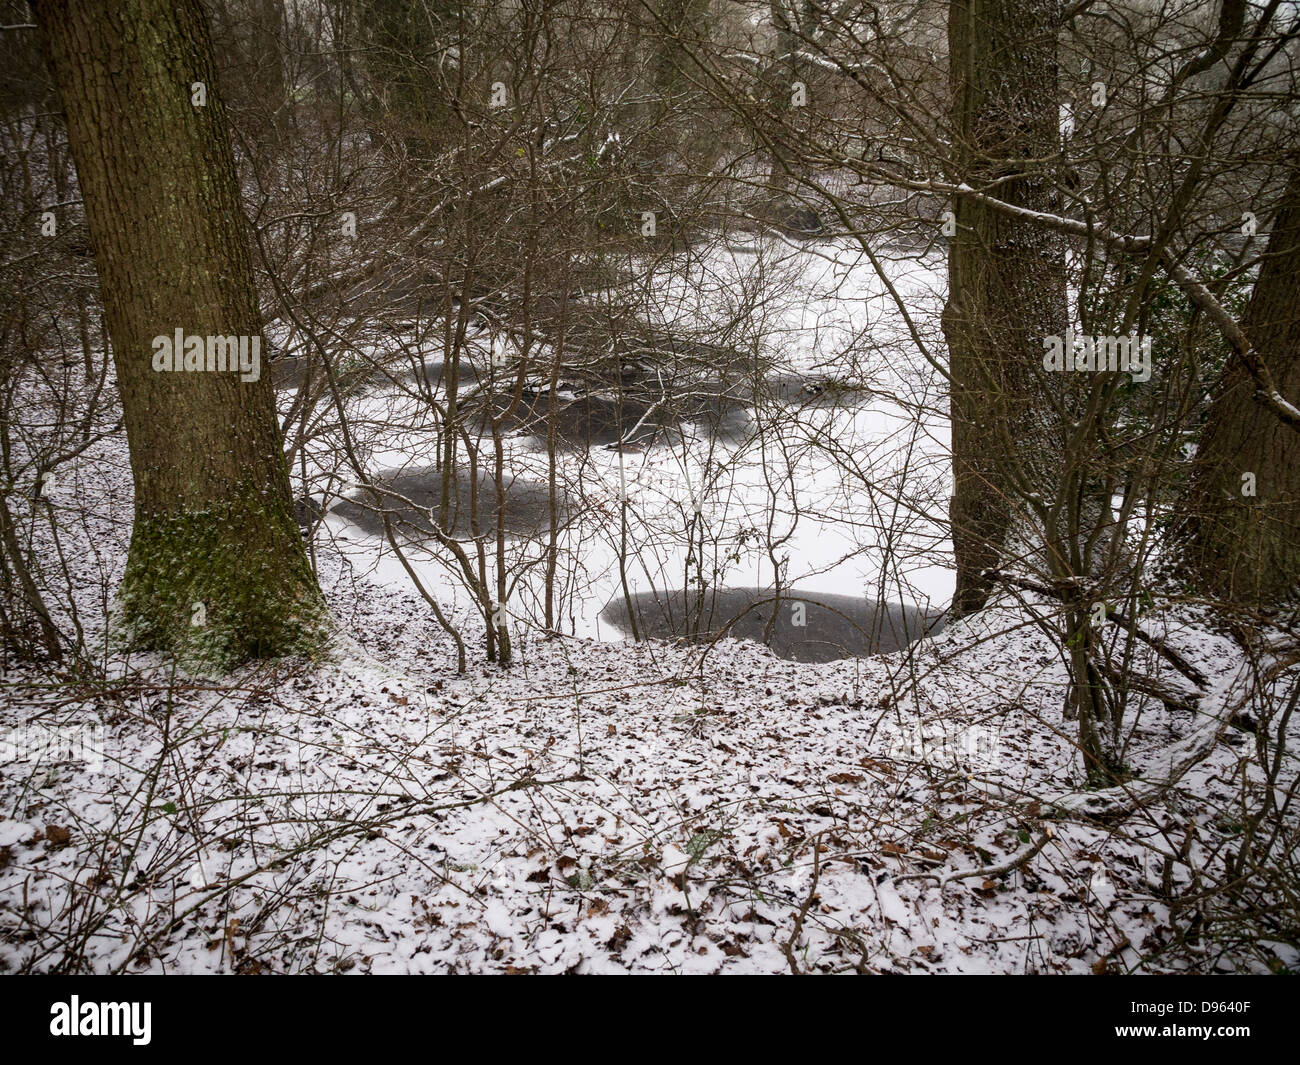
[602,586,945,662]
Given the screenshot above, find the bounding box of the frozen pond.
[297,235,956,662]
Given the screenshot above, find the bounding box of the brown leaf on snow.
[881,841,906,855]
[44,825,71,846]
[827,772,862,784]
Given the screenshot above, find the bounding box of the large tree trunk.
[942,0,1067,616]
[1180,164,1300,606]
[35,0,327,666]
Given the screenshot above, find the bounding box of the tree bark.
[34,0,327,666]
[942,0,1068,616]
[1180,163,1300,606]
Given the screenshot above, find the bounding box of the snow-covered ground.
[0,543,1281,972]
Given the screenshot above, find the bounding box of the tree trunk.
[1180,164,1300,606]
[35,0,327,666]
[943,0,1067,616]
[763,0,810,202]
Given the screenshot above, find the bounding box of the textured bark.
[942,0,1067,616]
[655,0,712,97]
[763,0,808,200]
[350,0,460,164]
[35,0,327,665]
[1180,165,1300,606]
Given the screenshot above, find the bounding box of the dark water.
[331,465,563,540]
[407,358,751,451]
[601,586,945,663]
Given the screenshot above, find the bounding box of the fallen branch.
[982,569,1208,688]
[782,834,823,974]
[1045,651,1300,821]
[1099,663,1202,714]
[898,830,1053,889]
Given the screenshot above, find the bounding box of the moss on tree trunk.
[120,481,326,666]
